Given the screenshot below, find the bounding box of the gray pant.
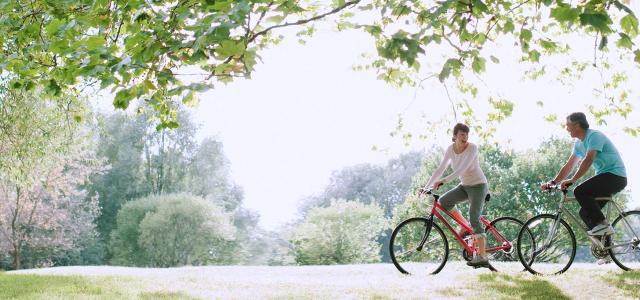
[439,183,489,235]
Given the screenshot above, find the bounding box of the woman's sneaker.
[587,223,614,236]
[466,255,489,267]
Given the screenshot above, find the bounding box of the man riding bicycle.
[541,112,627,240]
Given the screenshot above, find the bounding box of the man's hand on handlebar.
[541,179,574,191]
[541,181,555,191]
[560,179,574,190]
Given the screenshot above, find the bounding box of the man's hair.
[567,112,590,129]
[452,123,470,142]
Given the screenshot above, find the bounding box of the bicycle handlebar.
[544,182,573,192]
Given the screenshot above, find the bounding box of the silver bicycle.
[516,184,640,275]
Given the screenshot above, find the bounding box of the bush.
[109,193,236,267]
[290,199,388,265]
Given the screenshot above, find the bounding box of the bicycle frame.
[423,195,513,256]
[540,188,640,253]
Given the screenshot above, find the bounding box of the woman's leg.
[465,183,489,259]
[449,209,471,235]
[438,185,469,234]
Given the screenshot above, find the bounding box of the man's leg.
[574,173,627,230]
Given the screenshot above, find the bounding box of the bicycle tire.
[389,217,449,275]
[517,214,576,275]
[609,210,640,271]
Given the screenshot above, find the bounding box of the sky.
[184,25,640,230]
[91,16,640,231]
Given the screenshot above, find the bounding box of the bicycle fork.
[417,216,434,251]
[532,214,563,258]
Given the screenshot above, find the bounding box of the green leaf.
[579,13,612,33]
[635,50,640,64]
[45,19,66,36]
[471,56,486,73]
[85,36,106,51]
[616,33,633,49]
[503,21,514,33]
[528,50,540,62]
[474,33,487,45]
[539,39,557,52]
[438,65,451,83]
[520,29,532,42]
[620,14,639,37]
[471,0,489,15]
[45,79,61,96]
[266,15,285,24]
[113,89,133,109]
[182,91,199,107]
[490,55,500,64]
[598,35,608,50]
[550,6,579,23]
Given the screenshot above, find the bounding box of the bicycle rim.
[389,217,449,275]
[609,210,640,271]
[517,214,576,275]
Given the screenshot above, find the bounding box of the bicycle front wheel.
[609,210,640,271]
[517,214,576,275]
[485,216,525,263]
[389,217,449,275]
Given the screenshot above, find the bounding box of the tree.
[290,199,388,265]
[299,151,424,218]
[109,193,236,267]
[138,194,236,267]
[0,89,102,270]
[0,0,360,127]
[90,112,148,241]
[1,1,638,128]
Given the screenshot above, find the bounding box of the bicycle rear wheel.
[389,217,449,275]
[609,210,640,271]
[485,216,525,263]
[517,214,576,275]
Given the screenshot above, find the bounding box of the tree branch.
[247,0,361,44]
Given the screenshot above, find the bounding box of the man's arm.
[553,154,580,183]
[569,150,596,182]
[558,151,596,189]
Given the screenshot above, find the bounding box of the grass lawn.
[2,262,638,299]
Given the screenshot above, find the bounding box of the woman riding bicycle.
[423,123,490,267]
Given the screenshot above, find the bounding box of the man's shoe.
[466,256,489,267]
[587,223,614,236]
[597,256,612,265]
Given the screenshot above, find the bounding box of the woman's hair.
[452,123,470,142]
[567,112,589,129]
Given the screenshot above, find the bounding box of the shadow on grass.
[477,273,570,300]
[603,271,640,299]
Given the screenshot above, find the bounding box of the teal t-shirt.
[572,129,626,177]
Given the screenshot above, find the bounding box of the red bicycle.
[389,187,531,275]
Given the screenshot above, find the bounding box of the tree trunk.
[12,242,20,270]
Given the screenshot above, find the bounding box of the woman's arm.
[424,147,452,188]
